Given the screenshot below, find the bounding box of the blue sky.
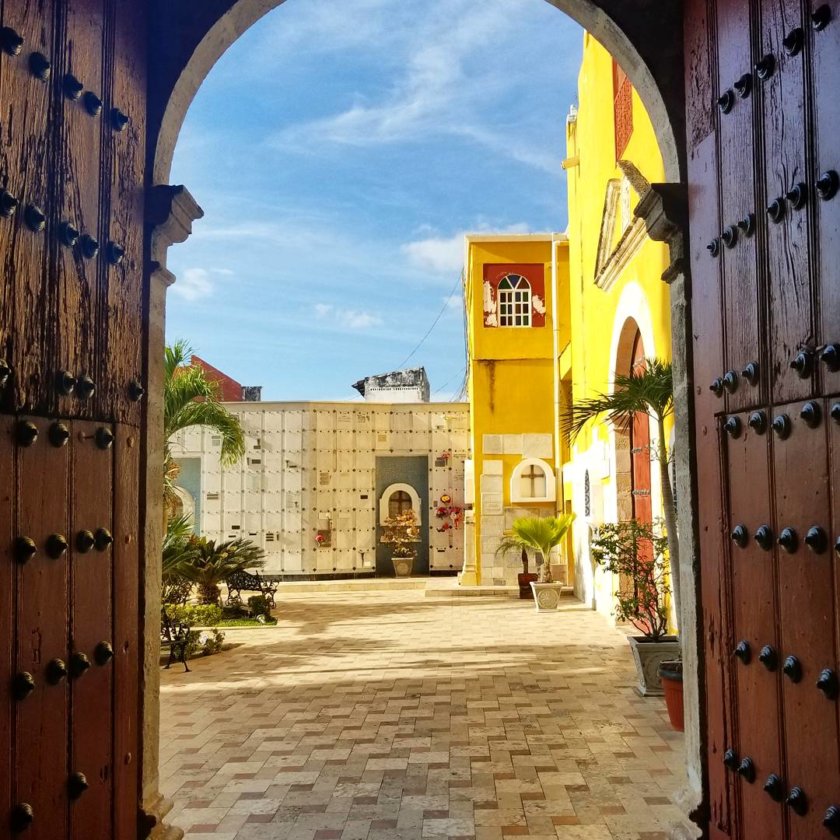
[166,0,583,401]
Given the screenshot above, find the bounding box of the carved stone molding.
[147,184,204,287]
[634,183,688,284]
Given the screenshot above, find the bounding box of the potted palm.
[380,510,420,577]
[496,515,576,611]
[590,519,679,696]
[517,548,537,599]
[179,537,265,605]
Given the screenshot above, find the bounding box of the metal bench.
[160,607,191,672]
[225,569,278,610]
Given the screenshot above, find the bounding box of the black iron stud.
[0,26,24,56]
[790,350,814,378]
[764,774,783,801]
[754,525,774,550]
[94,528,113,552]
[782,27,805,56]
[62,73,83,100]
[48,422,70,448]
[755,54,776,80]
[95,427,114,450]
[737,213,756,237]
[759,645,778,671]
[783,655,803,683]
[778,527,799,554]
[128,379,145,402]
[787,182,808,210]
[816,171,839,201]
[723,749,739,770]
[23,204,45,233]
[787,786,807,816]
[832,404,840,424]
[28,51,50,81]
[767,198,786,223]
[729,525,750,548]
[58,221,79,248]
[111,107,129,132]
[748,411,767,435]
[820,343,840,371]
[69,652,91,678]
[707,238,720,257]
[737,757,756,783]
[12,672,36,701]
[723,370,739,392]
[804,526,827,554]
[79,234,99,260]
[10,802,33,832]
[56,370,76,396]
[45,534,68,559]
[742,361,759,385]
[16,421,38,447]
[94,641,114,666]
[724,416,742,438]
[721,225,738,248]
[67,771,89,799]
[13,536,37,564]
[106,241,125,265]
[824,805,840,837]
[710,377,724,397]
[76,375,95,400]
[800,401,822,428]
[83,91,102,117]
[718,89,735,114]
[46,658,67,684]
[0,358,9,388]
[734,73,752,99]
[0,189,18,218]
[817,668,839,700]
[734,640,751,664]
[75,530,95,553]
[812,4,832,30]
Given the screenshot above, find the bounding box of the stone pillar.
[139,186,204,840]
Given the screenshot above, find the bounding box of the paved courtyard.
[160,590,690,839]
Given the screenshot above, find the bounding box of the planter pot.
[392,555,414,577]
[658,659,684,731]
[518,572,538,600]
[627,635,680,696]
[530,582,564,612]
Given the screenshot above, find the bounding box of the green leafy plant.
[178,537,266,605]
[184,628,226,657]
[168,604,223,627]
[162,514,199,604]
[380,511,420,559]
[495,514,576,584]
[247,595,271,618]
[563,358,681,623]
[590,519,671,641]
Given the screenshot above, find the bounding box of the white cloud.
[314,303,383,331]
[170,267,216,301]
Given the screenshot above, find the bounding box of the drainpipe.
[551,235,563,520]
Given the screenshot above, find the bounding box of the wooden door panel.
[724,415,782,837]
[717,0,763,414]
[58,0,105,421]
[758,0,814,405]
[69,420,113,839]
[15,417,70,840]
[772,404,838,837]
[0,418,14,829]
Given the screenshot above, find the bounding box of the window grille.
[498,274,531,327]
[613,59,633,158]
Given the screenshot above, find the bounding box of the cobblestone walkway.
[160,591,689,839]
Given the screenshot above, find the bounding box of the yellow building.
[460,234,571,587]
[461,34,673,609]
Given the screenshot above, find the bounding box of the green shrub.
[169,604,223,627]
[185,628,225,657]
[247,595,271,618]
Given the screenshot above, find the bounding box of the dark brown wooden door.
[630,329,653,525]
[686,0,840,836]
[0,1,147,838]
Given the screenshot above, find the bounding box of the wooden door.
[630,329,653,525]
[685,0,840,836]
[0,1,148,838]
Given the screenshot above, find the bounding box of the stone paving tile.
[161,591,691,839]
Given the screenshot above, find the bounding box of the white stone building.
[170,398,469,578]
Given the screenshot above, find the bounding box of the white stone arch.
[510,458,556,504]
[171,485,196,523]
[379,483,422,526]
[608,280,657,388]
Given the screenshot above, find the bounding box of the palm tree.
[161,513,199,604]
[164,340,246,512]
[179,537,266,605]
[562,358,681,623]
[496,515,576,584]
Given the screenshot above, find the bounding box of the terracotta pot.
[658,659,684,731]
[517,572,537,599]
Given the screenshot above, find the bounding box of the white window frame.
[379,482,422,526]
[510,458,556,504]
[498,274,532,327]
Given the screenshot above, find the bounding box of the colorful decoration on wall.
[435,495,463,532]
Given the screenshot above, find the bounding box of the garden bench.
[160,607,191,672]
[225,569,278,610]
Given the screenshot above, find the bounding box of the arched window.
[510,458,556,504]
[388,490,413,518]
[498,274,531,327]
[379,483,422,525]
